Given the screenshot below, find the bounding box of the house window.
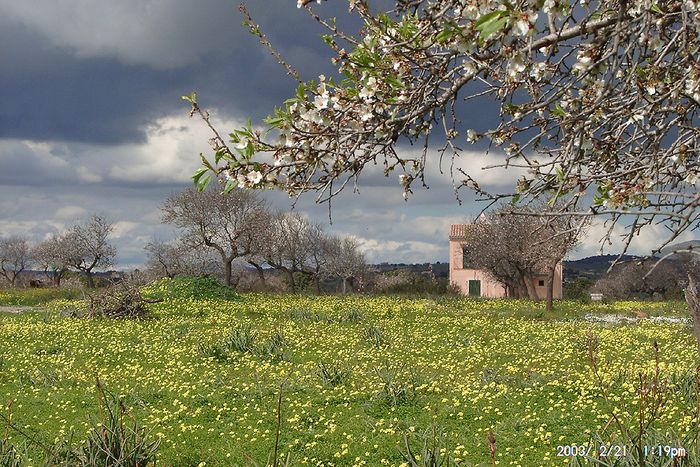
[538,279,545,287]
[461,246,471,269]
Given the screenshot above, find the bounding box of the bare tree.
[64,215,117,288]
[594,258,689,300]
[32,234,71,287]
[325,236,367,294]
[0,236,32,287]
[258,211,315,292]
[161,186,267,287]
[144,238,222,280]
[302,223,335,294]
[462,211,542,299]
[144,239,185,279]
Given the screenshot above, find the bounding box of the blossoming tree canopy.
[187,0,699,254]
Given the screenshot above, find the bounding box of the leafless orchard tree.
[324,236,368,293]
[161,186,268,287]
[63,215,117,288]
[144,238,222,280]
[32,234,72,287]
[302,223,336,293]
[593,256,690,300]
[257,211,316,292]
[0,236,32,287]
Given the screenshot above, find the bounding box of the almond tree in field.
[0,236,32,287]
[188,1,699,337]
[64,215,117,288]
[161,186,268,287]
[32,234,72,287]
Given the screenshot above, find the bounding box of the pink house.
[448,224,564,298]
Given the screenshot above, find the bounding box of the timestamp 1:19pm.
[644,444,687,458]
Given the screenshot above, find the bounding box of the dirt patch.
[0,305,34,314]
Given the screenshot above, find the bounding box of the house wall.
[448,239,508,297]
[448,239,564,299]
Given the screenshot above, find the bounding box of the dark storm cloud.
[0,0,348,145]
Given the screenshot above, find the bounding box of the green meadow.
[0,281,696,466]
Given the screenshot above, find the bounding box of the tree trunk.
[249,262,266,285]
[545,265,556,314]
[521,273,538,300]
[287,270,296,293]
[85,270,95,288]
[223,260,233,287]
[687,272,700,356]
[314,275,321,294]
[341,277,347,294]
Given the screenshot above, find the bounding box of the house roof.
[449,224,469,239]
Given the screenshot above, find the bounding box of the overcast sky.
[1,0,694,269]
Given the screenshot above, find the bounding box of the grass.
[0,288,82,306]
[0,284,696,465]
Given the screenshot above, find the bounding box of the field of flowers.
[0,281,697,466]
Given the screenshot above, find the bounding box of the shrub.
[341,308,364,323]
[258,331,288,362]
[85,281,160,320]
[363,324,389,347]
[399,422,463,467]
[288,308,331,323]
[0,438,26,467]
[373,364,419,406]
[70,381,160,465]
[316,362,352,387]
[224,325,256,353]
[142,275,239,301]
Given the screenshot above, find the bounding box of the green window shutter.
[468,280,481,297]
[462,247,470,269]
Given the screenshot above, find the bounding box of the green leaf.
[197,174,212,192]
[555,166,565,182]
[551,104,566,118]
[296,83,306,100]
[650,3,662,13]
[475,10,508,40]
[200,153,215,172]
[180,91,197,104]
[192,167,208,185]
[511,193,521,204]
[263,115,285,126]
[435,23,457,44]
[222,180,236,195]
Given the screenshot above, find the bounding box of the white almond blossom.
[246,171,263,185]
